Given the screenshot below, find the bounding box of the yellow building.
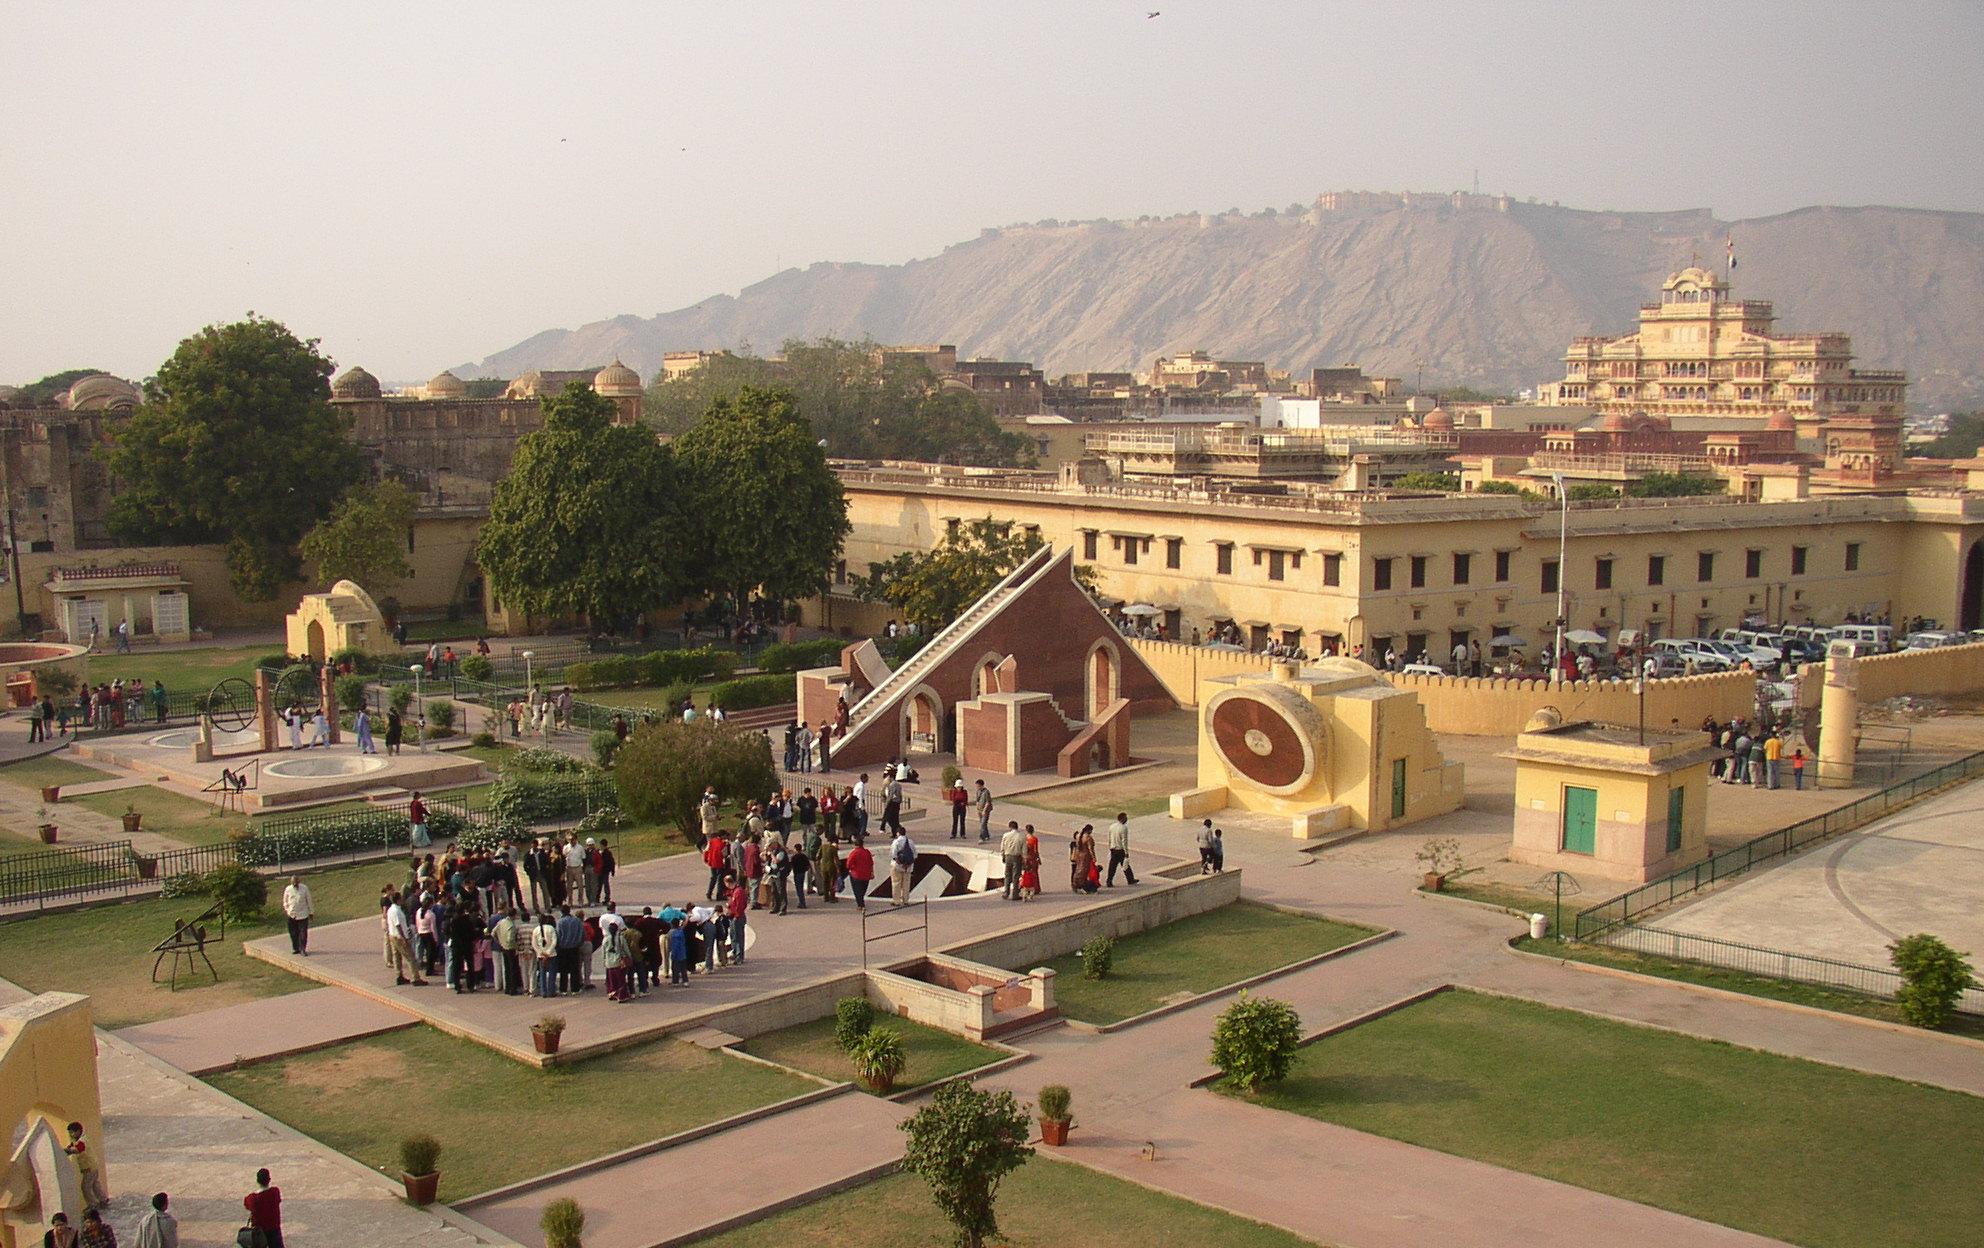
[1541,267,1908,437]
[817,464,1984,659]
[1504,716,1718,883]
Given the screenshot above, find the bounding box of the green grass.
[1428,879,1561,918]
[695,1154,1316,1248]
[0,859,401,1027]
[79,644,271,692]
[71,784,248,846]
[1025,793,1171,822]
[740,1014,1005,1093]
[1226,989,1984,1248]
[0,754,118,795]
[1517,935,1984,1040]
[1041,902,1375,1024]
[208,1025,812,1200]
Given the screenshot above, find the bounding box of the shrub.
[233,807,475,866]
[472,730,498,748]
[834,996,876,1052]
[898,1082,1033,1248]
[426,699,457,733]
[1210,992,1302,1092]
[330,646,379,675]
[591,730,623,768]
[398,1133,441,1176]
[334,674,368,713]
[576,805,627,838]
[505,747,591,775]
[706,673,793,712]
[1890,933,1977,1029]
[754,638,845,674]
[458,654,494,682]
[203,862,268,924]
[30,665,77,698]
[1079,935,1115,981]
[540,1196,585,1248]
[389,685,413,716]
[487,772,613,825]
[941,764,963,789]
[1037,1084,1071,1123]
[566,655,640,691]
[160,869,206,899]
[614,719,777,837]
[255,651,298,673]
[850,1026,906,1089]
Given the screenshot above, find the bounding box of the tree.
[477,382,687,631]
[1890,933,1976,1029]
[300,480,417,586]
[1390,471,1460,491]
[1210,991,1302,1092]
[1626,472,1726,498]
[613,718,777,838]
[19,368,109,407]
[1564,483,1620,501]
[104,316,366,599]
[1911,411,1984,459]
[673,385,849,611]
[1475,479,1546,501]
[875,389,1030,466]
[856,518,1096,633]
[898,1080,1034,1248]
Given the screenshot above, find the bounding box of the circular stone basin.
[264,755,389,779]
[149,727,260,751]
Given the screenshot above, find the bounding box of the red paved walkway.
[115,985,417,1074]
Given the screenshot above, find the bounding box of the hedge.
[565,647,740,692]
[755,638,846,674]
[486,772,616,825]
[706,673,794,712]
[502,747,592,775]
[232,807,476,867]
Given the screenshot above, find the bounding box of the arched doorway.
[1087,642,1118,720]
[903,689,944,755]
[305,619,327,664]
[973,655,1002,698]
[1963,541,1984,631]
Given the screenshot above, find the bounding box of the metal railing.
[1602,925,1984,1016]
[1573,747,1984,939]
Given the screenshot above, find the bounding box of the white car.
[1903,630,1968,649]
[1399,662,1447,677]
[1648,639,1732,671]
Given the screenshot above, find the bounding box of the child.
[1791,748,1807,790]
[668,919,690,985]
[1210,827,1225,873]
[66,1120,106,1211]
[1019,856,1040,901]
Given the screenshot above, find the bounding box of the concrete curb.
[641,1158,905,1248]
[158,1012,423,1077]
[1184,983,1455,1089]
[1064,925,1398,1035]
[1504,938,1984,1053]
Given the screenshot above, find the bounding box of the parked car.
[1829,623,1894,651]
[1701,639,1778,674]
[1399,662,1448,677]
[1828,638,1885,660]
[1649,638,1732,671]
[1903,630,1968,649]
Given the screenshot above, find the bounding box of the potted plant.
[541,1196,586,1248]
[121,804,143,834]
[1416,837,1462,891]
[399,1133,441,1206]
[125,846,158,879]
[1038,1084,1074,1146]
[851,1025,906,1093]
[36,806,55,844]
[532,1014,566,1055]
[39,785,60,804]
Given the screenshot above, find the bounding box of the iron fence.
[1574,748,1984,939]
[0,839,140,907]
[1602,925,1984,1016]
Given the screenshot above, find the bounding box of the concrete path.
[461,1090,910,1248]
[115,985,418,1075]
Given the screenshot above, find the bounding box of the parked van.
[1829,624,1893,651]
[1903,630,1968,650]
[1649,638,1732,671]
[1827,638,1885,660]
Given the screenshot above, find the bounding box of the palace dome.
[1422,408,1454,431]
[331,366,382,400]
[425,370,467,399]
[592,360,642,397]
[63,374,140,411]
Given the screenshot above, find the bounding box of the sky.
[3,0,1980,385]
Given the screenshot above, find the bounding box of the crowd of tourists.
[1703,715,1806,789]
[25,679,170,742]
[34,1127,282,1248]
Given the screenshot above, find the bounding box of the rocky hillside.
[462,199,1984,411]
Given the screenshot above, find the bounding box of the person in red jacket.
[724,873,749,965]
[245,1168,283,1248]
[843,838,874,912]
[702,832,729,901]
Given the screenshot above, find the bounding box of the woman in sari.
[1069,824,1097,894]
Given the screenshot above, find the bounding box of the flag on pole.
[1726,234,1737,272]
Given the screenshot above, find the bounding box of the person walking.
[888,828,917,905]
[1792,746,1808,789]
[1021,825,1042,900]
[1195,818,1216,874]
[844,837,874,912]
[974,779,994,842]
[1105,813,1138,886]
[385,707,403,756]
[355,706,376,754]
[281,875,313,955]
[244,1168,284,1248]
[1069,825,1098,893]
[134,1194,177,1248]
[999,821,1025,901]
[702,827,729,901]
[881,771,903,836]
[946,777,968,839]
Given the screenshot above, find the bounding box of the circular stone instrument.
[1202,682,1329,797]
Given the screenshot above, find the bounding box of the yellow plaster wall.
[1509,749,1709,883]
[1852,640,1984,703]
[0,993,101,1248]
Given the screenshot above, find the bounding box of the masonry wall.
[1852,641,1984,703]
[948,869,1242,969]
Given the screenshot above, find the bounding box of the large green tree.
[672,385,849,611]
[856,517,1096,633]
[476,382,687,630]
[898,1081,1034,1248]
[104,316,366,600]
[299,479,418,585]
[613,718,777,839]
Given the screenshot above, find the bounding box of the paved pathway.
[115,985,418,1075]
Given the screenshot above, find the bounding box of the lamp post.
[1552,473,1569,684]
[522,650,535,694]
[409,664,425,751]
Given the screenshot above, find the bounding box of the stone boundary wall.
[1852,641,1984,703]
[946,868,1243,970]
[1127,636,1754,735]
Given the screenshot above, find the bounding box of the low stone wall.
[693,971,866,1043]
[946,868,1243,970]
[1853,641,1984,703]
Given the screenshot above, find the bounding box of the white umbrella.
[1121,603,1161,617]
[1490,634,1527,648]
[1564,629,1607,645]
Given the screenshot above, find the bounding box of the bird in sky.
[1147,10,1160,17]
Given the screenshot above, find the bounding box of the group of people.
[505,685,575,737]
[1703,716,1805,789]
[27,679,169,741]
[37,1138,277,1247]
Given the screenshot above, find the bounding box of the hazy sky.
[4,1,1980,384]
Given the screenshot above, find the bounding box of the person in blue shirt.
[668,920,691,985]
[554,906,585,994]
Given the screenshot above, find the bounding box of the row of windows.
[1541,543,1859,593]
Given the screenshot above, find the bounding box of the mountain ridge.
[460,197,1984,411]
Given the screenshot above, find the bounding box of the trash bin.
[1529,913,1549,940]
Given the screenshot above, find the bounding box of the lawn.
[209,1024,812,1200]
[1227,989,1984,1248]
[740,1014,1005,1093]
[79,643,271,693]
[0,754,118,796]
[1024,793,1171,822]
[1041,902,1375,1025]
[0,858,400,1027]
[1518,935,1984,1040]
[695,1155,1315,1248]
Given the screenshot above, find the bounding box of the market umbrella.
[1564,629,1607,645]
[1121,603,1161,617]
[1490,634,1527,648]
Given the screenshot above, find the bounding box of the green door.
[1562,785,1597,855]
[1391,758,1407,819]
[1666,786,1685,853]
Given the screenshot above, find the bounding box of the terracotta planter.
[122,812,143,833]
[134,857,158,880]
[37,824,57,845]
[532,1029,563,1055]
[1422,871,1445,892]
[40,786,59,804]
[401,1171,439,1206]
[1040,1117,1071,1146]
[859,1073,896,1094]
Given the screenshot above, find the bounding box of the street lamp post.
[522,650,535,693]
[1552,473,1569,684]
[409,664,425,751]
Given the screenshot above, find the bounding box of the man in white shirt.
[998,821,1026,901]
[135,1192,178,1248]
[688,903,719,973]
[385,891,426,986]
[282,875,314,955]
[1106,813,1138,886]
